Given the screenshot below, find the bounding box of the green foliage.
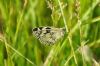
[0,0,100,66]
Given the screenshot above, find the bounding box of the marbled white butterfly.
[32,27,66,45]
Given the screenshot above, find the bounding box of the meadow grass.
[0,0,100,66]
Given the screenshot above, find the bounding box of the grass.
[0,0,100,66]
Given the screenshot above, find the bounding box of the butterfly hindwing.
[32,27,65,45]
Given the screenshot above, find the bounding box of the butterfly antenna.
[61,27,66,32]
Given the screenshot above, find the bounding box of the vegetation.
[0,0,100,66]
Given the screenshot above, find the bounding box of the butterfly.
[32,27,66,45]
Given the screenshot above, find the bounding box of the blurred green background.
[0,0,100,66]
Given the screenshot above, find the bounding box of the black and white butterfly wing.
[32,27,65,45]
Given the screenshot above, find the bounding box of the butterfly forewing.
[32,27,65,45]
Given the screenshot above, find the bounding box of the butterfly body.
[32,27,65,45]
